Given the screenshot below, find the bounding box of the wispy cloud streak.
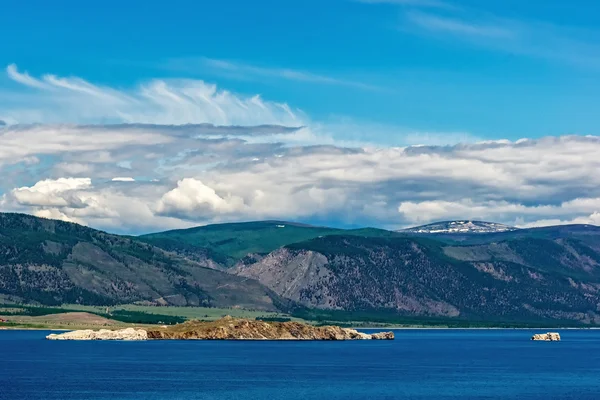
[356,0,453,9]
[407,11,514,38]
[3,64,304,126]
[402,10,600,68]
[167,57,385,92]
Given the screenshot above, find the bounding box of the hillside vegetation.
[235,233,600,325]
[0,213,277,310]
[139,220,397,265]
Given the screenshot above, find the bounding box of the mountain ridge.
[2,212,600,326]
[400,220,519,234]
[138,220,399,265]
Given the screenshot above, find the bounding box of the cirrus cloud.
[3,64,303,127]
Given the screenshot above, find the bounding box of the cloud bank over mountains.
[0,65,599,233]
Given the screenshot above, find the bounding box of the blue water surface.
[1,329,599,400]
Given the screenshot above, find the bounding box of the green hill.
[139,221,398,265]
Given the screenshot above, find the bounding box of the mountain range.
[399,220,519,234]
[2,213,600,326]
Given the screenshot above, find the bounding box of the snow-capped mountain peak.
[400,220,519,234]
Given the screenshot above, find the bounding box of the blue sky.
[1,0,600,233]
[3,0,600,142]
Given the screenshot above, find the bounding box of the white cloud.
[156,178,247,219]
[33,208,80,224]
[1,66,599,233]
[6,64,50,89]
[9,178,92,208]
[1,65,477,152]
[0,124,173,167]
[1,135,600,232]
[518,212,600,228]
[3,64,303,126]
[398,196,600,228]
[0,177,192,233]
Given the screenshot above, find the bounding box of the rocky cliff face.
[46,317,394,341]
[232,249,335,307]
[235,237,466,317]
[235,235,600,324]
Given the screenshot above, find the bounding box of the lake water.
[1,329,599,399]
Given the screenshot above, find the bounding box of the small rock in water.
[371,331,395,340]
[531,332,561,341]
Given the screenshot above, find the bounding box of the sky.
[1,0,600,234]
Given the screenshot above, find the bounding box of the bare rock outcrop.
[531,332,561,341]
[370,331,396,340]
[233,249,334,308]
[147,316,395,341]
[46,327,148,341]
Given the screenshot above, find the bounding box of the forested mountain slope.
[235,234,600,324]
[0,213,277,310]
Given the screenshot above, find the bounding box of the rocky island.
[46,327,147,341]
[46,316,394,341]
[531,332,561,341]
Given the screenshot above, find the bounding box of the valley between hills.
[2,213,600,329]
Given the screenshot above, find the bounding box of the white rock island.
[47,328,148,341]
[531,332,561,341]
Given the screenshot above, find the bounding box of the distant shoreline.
[3,325,600,332]
[357,326,600,330]
[3,307,599,331]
